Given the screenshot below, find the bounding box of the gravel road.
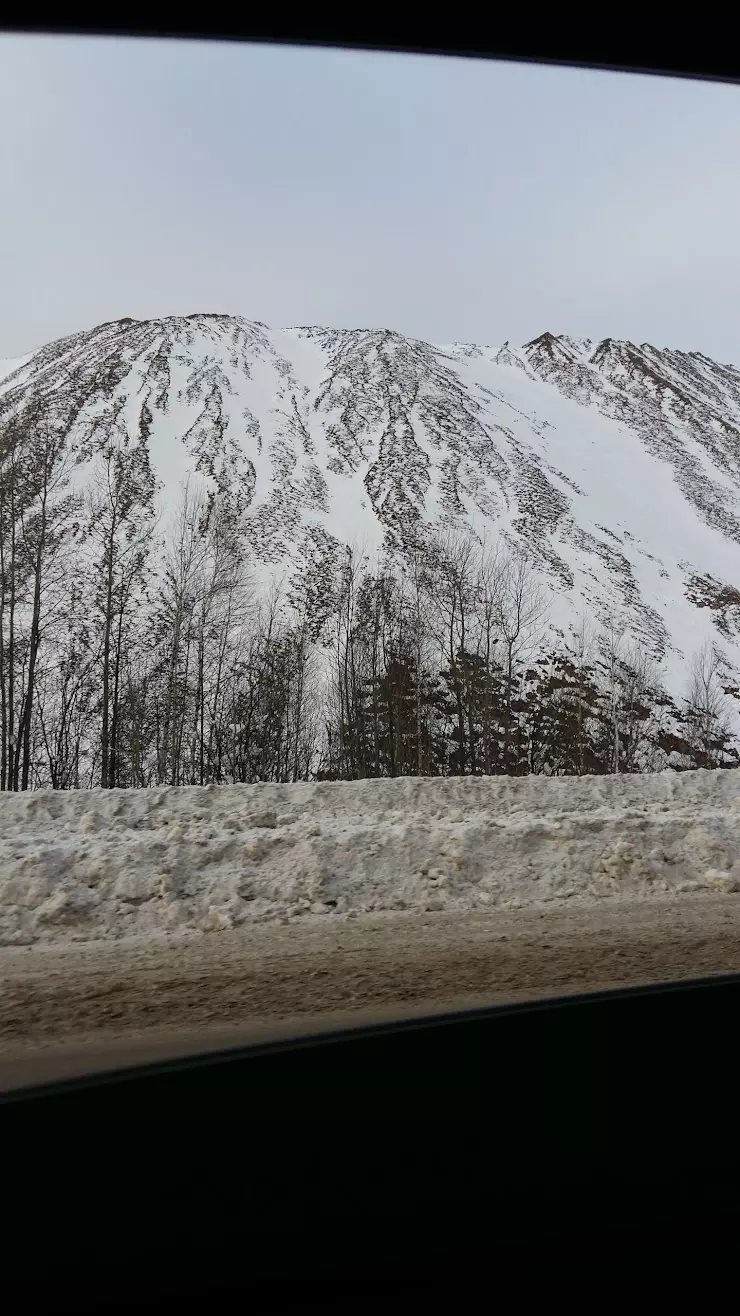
[2,892,740,1089]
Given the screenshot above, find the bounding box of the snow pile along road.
[1,771,740,946]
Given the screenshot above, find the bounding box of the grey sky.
[2,34,740,361]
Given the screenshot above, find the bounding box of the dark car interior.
[6,973,740,1307]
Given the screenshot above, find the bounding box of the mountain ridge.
[3,313,740,711]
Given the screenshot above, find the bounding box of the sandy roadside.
[2,892,740,1089]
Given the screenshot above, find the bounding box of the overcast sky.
[1,35,740,360]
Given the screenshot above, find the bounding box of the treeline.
[317,532,738,780]
[1,399,738,791]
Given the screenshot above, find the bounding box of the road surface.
[2,893,740,1089]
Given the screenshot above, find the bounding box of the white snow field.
[1,769,739,947]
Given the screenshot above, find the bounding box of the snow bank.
[1,770,739,946]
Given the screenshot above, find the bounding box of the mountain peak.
[2,312,740,727]
[523,330,561,352]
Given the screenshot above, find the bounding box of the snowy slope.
[3,315,740,704]
[0,354,30,384]
[1,770,739,945]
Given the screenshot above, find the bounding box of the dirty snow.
[1,770,739,947]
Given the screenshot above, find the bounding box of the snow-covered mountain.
[3,313,740,703]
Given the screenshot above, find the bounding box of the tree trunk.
[109,594,126,788]
[100,522,116,788]
[0,488,7,792]
[6,503,17,790]
[503,642,514,773]
[20,514,46,791]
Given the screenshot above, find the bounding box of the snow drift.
[1,770,739,946]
